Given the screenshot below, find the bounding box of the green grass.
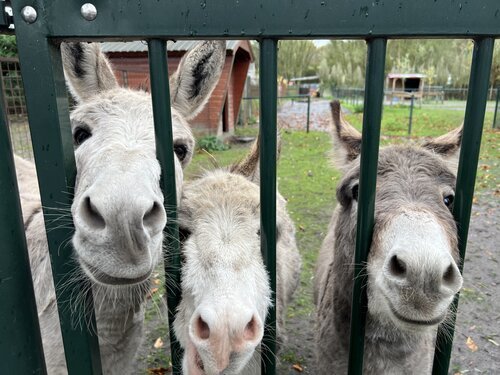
[342,105,499,194]
[277,131,338,317]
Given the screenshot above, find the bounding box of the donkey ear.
[330,100,362,169]
[169,41,225,121]
[230,131,282,184]
[61,42,118,103]
[422,125,463,162]
[230,136,261,183]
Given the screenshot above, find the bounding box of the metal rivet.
[81,3,97,21]
[21,6,37,24]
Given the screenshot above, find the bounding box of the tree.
[318,39,490,90]
[318,40,366,88]
[277,40,319,83]
[0,35,17,57]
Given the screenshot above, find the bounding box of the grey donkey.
[173,137,301,374]
[314,101,464,374]
[14,40,225,374]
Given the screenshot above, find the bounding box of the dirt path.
[278,99,333,132]
[450,194,500,374]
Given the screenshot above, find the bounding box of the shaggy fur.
[314,101,463,374]
[15,40,225,374]
[174,138,301,374]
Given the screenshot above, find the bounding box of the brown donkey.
[314,101,463,374]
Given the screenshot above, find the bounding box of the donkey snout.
[189,308,263,372]
[77,190,166,262]
[79,193,165,235]
[384,249,463,297]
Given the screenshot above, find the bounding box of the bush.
[197,135,229,152]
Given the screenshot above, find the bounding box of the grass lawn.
[141,104,498,372]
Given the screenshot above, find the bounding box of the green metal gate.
[0,1,497,374]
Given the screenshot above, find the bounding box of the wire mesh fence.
[0,57,32,160]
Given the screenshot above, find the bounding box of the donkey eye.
[73,126,92,145]
[443,194,454,208]
[174,144,188,161]
[351,183,359,201]
[178,227,191,243]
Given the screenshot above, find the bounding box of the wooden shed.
[101,40,253,135]
[385,73,426,104]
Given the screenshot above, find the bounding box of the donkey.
[173,138,301,374]
[15,40,225,374]
[314,101,464,374]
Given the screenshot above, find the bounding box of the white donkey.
[15,40,225,374]
[314,101,464,374]
[173,138,302,374]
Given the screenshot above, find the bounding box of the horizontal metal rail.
[242,95,310,100]
[10,1,500,38]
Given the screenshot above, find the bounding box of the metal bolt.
[21,6,37,24]
[81,3,97,21]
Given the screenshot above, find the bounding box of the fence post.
[348,38,387,375]
[493,87,499,129]
[306,94,311,133]
[0,82,47,375]
[148,39,183,374]
[432,36,494,375]
[259,38,278,375]
[408,94,415,135]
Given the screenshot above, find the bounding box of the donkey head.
[330,101,463,331]
[61,41,224,287]
[174,139,279,374]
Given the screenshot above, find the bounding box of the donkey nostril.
[142,201,165,232]
[195,316,210,340]
[389,255,407,278]
[143,201,164,228]
[443,264,456,284]
[243,315,260,341]
[81,196,105,229]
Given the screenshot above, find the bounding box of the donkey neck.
[91,282,147,339]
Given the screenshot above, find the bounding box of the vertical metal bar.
[409,94,415,135]
[147,39,182,375]
[259,38,278,375]
[432,37,495,375]
[306,95,311,133]
[348,38,387,375]
[493,87,499,129]
[0,81,47,375]
[14,25,102,375]
[0,61,8,119]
